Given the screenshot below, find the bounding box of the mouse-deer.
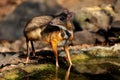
[24,9,74,67]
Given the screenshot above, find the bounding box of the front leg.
[51,42,59,67]
[64,45,72,65]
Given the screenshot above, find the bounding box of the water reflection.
[65,65,72,80]
[19,58,120,80]
[54,65,72,80]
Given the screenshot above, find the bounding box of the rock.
[0,0,118,42]
[73,30,106,45]
[58,0,116,9]
[107,20,120,43]
[111,20,120,28]
[73,31,96,45]
[74,5,114,32]
[81,44,120,57]
[72,58,120,74]
[0,0,8,6]
[0,0,62,41]
[0,43,120,79]
[67,44,120,74]
[0,0,24,20]
[1,40,120,69]
[114,0,120,13]
[0,52,21,67]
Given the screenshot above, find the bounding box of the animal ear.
[68,12,74,19]
[49,22,53,25]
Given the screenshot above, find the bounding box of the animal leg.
[30,41,35,56]
[26,40,30,63]
[51,42,59,67]
[64,45,72,65]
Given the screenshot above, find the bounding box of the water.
[19,58,120,80]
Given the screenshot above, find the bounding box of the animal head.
[49,9,74,28]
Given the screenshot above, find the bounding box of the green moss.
[71,53,90,63]
[21,64,54,73]
[2,64,55,80]
[4,69,24,80]
[1,63,89,80]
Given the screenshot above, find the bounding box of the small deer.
[24,9,74,67]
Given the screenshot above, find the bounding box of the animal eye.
[60,16,65,21]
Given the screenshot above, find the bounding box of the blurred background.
[0,0,120,51]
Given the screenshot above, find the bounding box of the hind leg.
[31,41,35,56]
[26,39,30,63]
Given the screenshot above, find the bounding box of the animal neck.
[66,19,73,31]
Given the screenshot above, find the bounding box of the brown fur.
[24,9,74,67]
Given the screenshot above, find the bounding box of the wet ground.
[0,43,120,80]
[20,58,120,80]
[0,56,120,80]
